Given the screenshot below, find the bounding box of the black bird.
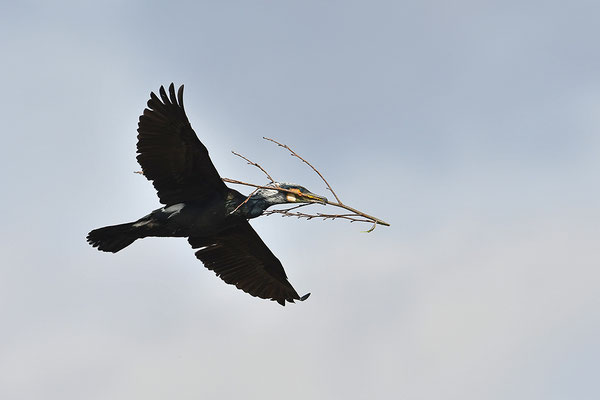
[87,84,327,305]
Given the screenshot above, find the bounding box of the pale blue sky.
[1,1,599,399]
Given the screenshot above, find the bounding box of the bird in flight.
[87,84,327,305]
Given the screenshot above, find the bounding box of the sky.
[1,1,599,399]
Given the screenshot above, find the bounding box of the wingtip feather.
[159,85,169,104]
[300,293,311,301]
[177,85,185,109]
[168,83,177,105]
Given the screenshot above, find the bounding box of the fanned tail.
[87,223,138,253]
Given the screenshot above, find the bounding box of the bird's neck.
[226,190,270,219]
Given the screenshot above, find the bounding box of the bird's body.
[133,192,252,240]
[87,84,325,305]
[92,188,286,249]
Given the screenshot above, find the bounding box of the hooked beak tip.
[309,194,328,204]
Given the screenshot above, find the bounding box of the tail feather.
[87,222,138,253]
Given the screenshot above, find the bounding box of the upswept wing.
[137,83,227,205]
[188,222,309,306]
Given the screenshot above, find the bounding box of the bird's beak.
[302,191,328,204]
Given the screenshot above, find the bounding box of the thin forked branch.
[229,188,259,215]
[263,208,374,223]
[226,141,390,230]
[262,137,389,227]
[231,151,275,183]
[263,137,342,204]
[226,151,275,215]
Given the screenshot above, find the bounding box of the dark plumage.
[87,84,327,305]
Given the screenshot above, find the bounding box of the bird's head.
[254,182,328,207]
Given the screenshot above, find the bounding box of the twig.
[272,203,312,212]
[231,151,275,182]
[320,199,390,227]
[261,137,389,227]
[222,178,305,196]
[228,152,276,213]
[263,137,342,204]
[229,188,259,215]
[223,177,390,228]
[264,209,374,223]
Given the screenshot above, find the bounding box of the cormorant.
[87,84,327,306]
